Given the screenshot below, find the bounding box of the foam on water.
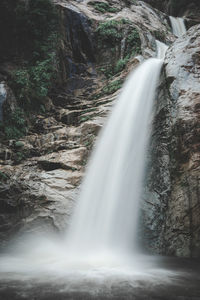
[0,234,177,294]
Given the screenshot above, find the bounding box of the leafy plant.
[89,1,119,13]
[99,56,129,79]
[102,79,123,95]
[4,108,27,139]
[97,20,141,72]
[114,56,130,74]
[92,79,123,99]
[126,28,141,56]
[12,52,56,106]
[96,20,123,44]
[9,0,59,109]
[98,65,113,79]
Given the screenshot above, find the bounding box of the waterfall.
[156,41,168,60]
[169,16,186,37]
[0,42,168,276]
[65,41,168,261]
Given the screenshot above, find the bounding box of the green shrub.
[99,29,140,78]
[102,79,123,95]
[13,69,30,101]
[97,26,141,84]
[4,108,27,139]
[114,56,129,73]
[99,65,113,79]
[96,20,123,44]
[92,79,123,100]
[89,1,119,13]
[10,0,59,109]
[96,19,141,51]
[12,52,56,106]
[126,28,141,56]
[99,56,129,79]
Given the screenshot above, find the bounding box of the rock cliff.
[142,24,200,257]
[0,0,199,257]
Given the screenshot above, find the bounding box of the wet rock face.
[142,25,200,258]
[64,5,95,63]
[164,25,200,257]
[140,71,172,254]
[56,1,104,99]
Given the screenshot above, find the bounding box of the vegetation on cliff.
[0,0,59,139]
[96,18,141,88]
[11,0,59,105]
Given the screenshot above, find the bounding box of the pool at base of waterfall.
[0,257,200,300]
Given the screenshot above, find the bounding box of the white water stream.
[169,16,186,37]
[0,42,169,283]
[65,41,168,262]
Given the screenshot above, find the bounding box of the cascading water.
[169,16,186,37]
[66,41,168,263]
[0,41,168,278]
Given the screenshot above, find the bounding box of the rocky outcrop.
[0,92,114,248]
[164,24,200,257]
[1,0,199,259]
[142,24,200,257]
[0,0,173,247]
[142,0,200,17]
[143,0,200,31]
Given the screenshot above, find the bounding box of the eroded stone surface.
[142,24,200,257]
